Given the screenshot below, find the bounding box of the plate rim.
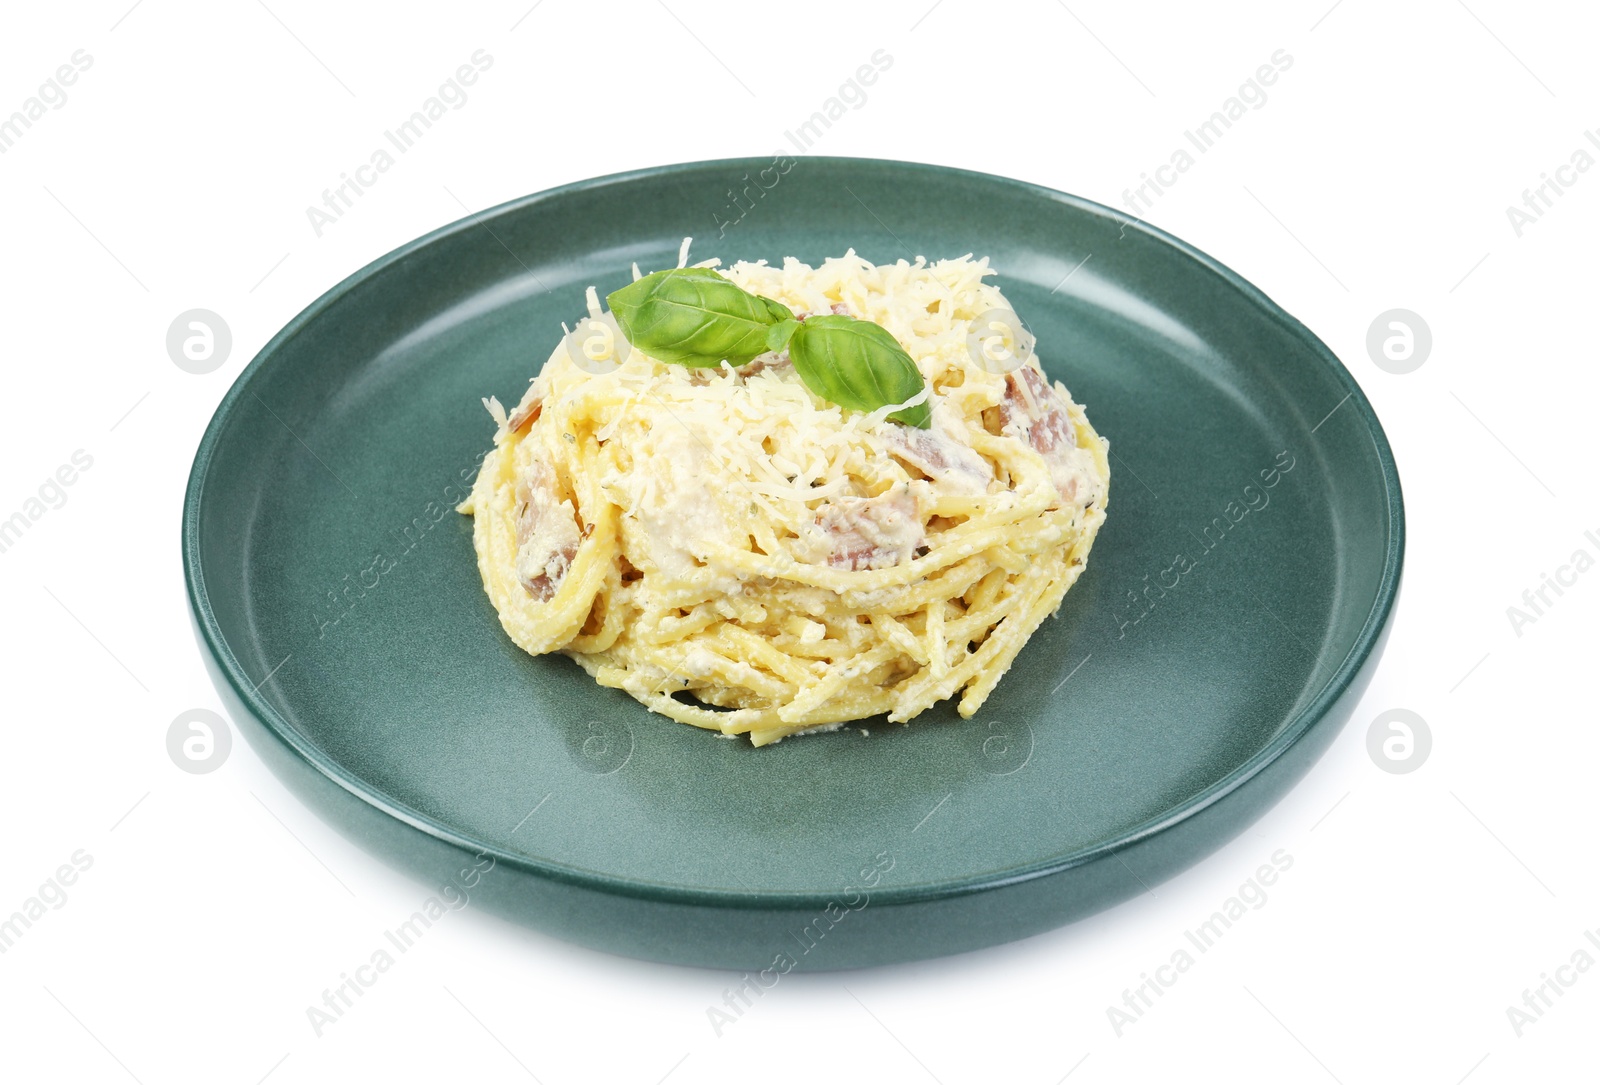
[182,155,1405,908]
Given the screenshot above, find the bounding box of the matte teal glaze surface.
[183,158,1403,969]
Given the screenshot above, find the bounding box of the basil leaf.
[606,267,792,367]
[766,318,799,353]
[788,315,931,428]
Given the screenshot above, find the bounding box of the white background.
[1,1,1595,1082]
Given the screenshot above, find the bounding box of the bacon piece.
[817,489,922,571]
[1002,365,1073,456]
[882,421,991,496]
[1001,364,1085,505]
[513,457,580,600]
[734,352,792,378]
[684,352,791,385]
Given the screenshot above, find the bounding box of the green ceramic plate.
[184,158,1402,970]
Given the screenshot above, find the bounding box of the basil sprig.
[606,268,931,428]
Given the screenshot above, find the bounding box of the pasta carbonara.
[460,251,1109,745]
